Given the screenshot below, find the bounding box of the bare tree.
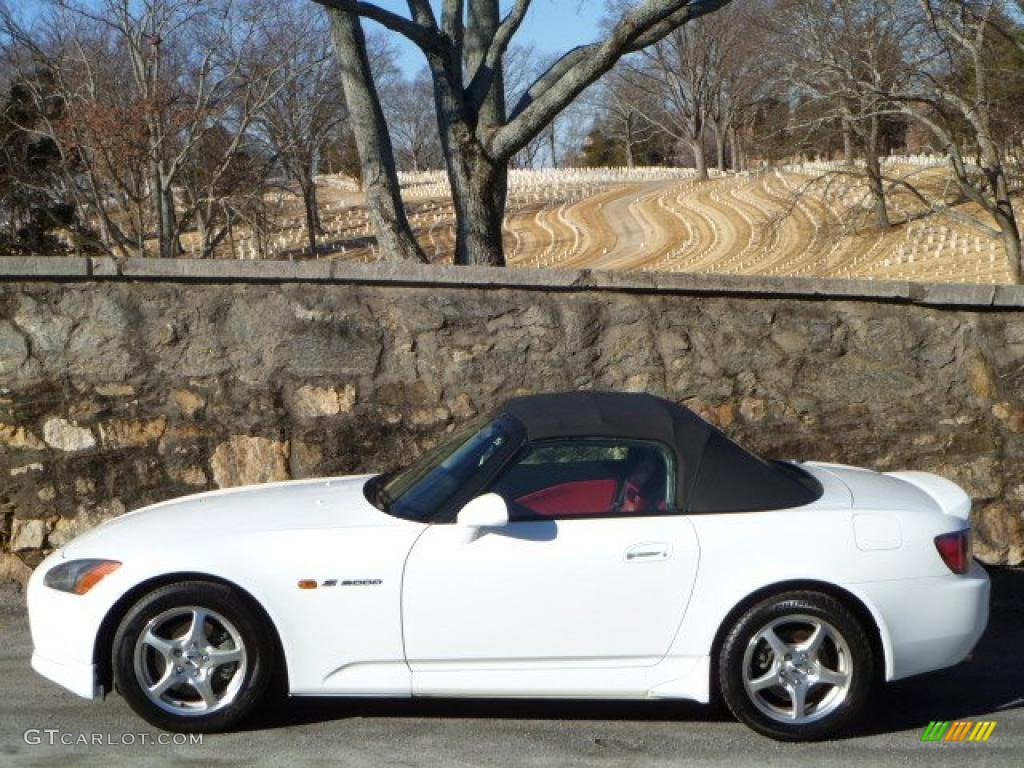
[772,0,915,230]
[619,17,719,179]
[871,0,1022,280]
[2,7,152,257]
[55,0,195,258]
[327,9,427,262]
[315,0,735,265]
[383,68,443,172]
[253,7,346,258]
[45,0,297,259]
[704,1,770,172]
[592,66,663,169]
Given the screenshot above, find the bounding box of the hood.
[804,462,939,513]
[62,474,411,558]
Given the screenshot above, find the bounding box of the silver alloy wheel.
[132,606,248,717]
[741,613,853,725]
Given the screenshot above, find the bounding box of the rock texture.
[42,418,95,452]
[288,384,357,420]
[210,436,291,489]
[0,264,1022,580]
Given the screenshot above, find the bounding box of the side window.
[489,439,673,521]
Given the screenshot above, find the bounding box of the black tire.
[112,580,276,733]
[718,590,874,741]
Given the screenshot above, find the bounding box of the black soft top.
[501,391,821,514]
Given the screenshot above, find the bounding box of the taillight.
[934,530,970,574]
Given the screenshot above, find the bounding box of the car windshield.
[370,414,524,523]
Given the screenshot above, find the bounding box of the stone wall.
[1,257,1023,582]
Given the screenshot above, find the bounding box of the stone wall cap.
[0,256,1022,309]
[119,258,335,281]
[0,257,91,278]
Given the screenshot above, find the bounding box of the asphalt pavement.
[1,567,1022,768]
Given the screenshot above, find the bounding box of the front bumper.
[30,651,101,700]
[26,551,108,700]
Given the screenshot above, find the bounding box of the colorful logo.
[920,721,997,742]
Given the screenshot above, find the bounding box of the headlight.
[43,559,121,595]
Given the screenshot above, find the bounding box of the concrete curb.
[1,256,1022,308]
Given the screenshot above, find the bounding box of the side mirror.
[456,493,510,528]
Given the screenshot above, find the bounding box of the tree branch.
[885,176,1002,237]
[312,0,446,53]
[465,0,530,108]
[491,0,733,159]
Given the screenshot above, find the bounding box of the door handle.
[625,542,670,562]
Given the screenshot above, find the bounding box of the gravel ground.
[0,567,1021,768]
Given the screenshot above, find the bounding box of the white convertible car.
[28,392,989,740]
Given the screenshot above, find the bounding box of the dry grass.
[136,162,1022,284]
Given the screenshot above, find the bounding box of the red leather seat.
[516,479,618,517]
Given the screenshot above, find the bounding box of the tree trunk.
[195,206,209,258]
[226,213,238,260]
[729,124,741,172]
[419,1,510,266]
[135,203,145,259]
[842,123,854,164]
[461,0,508,264]
[447,140,506,266]
[865,119,890,230]
[157,181,180,259]
[149,162,162,257]
[865,153,890,230]
[95,204,111,252]
[328,10,427,263]
[712,122,726,172]
[625,112,635,169]
[999,218,1023,283]
[984,154,1023,283]
[149,137,181,259]
[301,181,320,257]
[690,137,708,180]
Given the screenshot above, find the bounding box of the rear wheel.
[718,591,874,741]
[112,581,275,732]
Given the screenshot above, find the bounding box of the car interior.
[489,441,671,519]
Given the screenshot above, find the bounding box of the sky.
[14,1,606,78]
[372,1,605,76]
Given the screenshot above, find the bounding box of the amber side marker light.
[44,559,122,595]
[297,580,318,590]
[75,561,121,594]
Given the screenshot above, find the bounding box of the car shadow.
[245,696,719,732]
[243,565,1024,738]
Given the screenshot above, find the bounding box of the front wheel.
[112,580,276,732]
[718,591,874,741]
